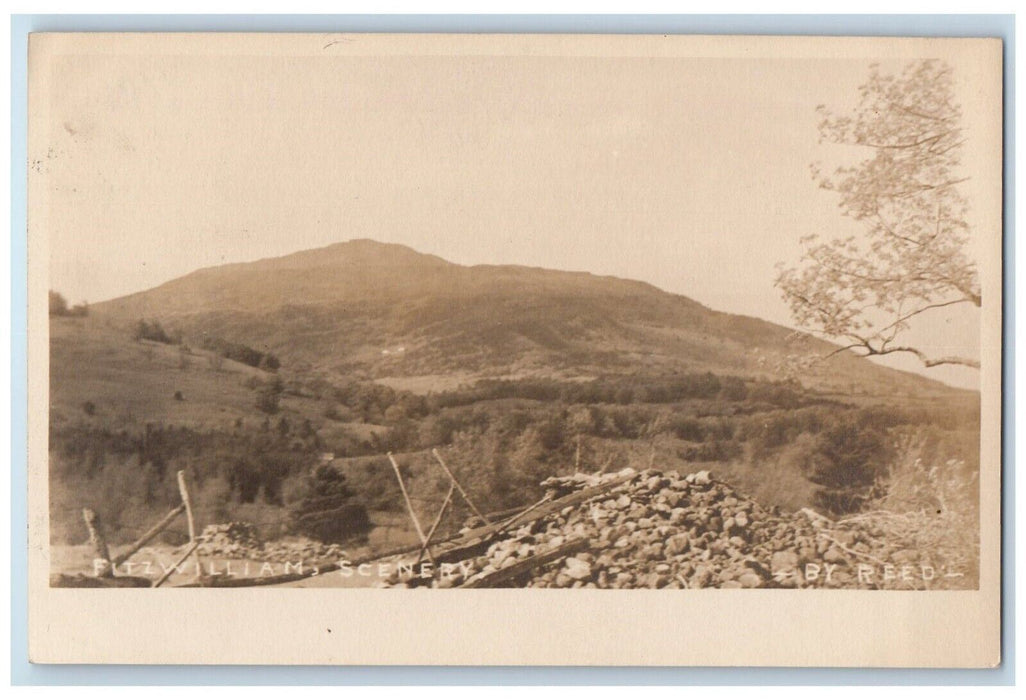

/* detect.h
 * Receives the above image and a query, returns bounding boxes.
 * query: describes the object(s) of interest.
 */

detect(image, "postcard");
[27,32,1003,666]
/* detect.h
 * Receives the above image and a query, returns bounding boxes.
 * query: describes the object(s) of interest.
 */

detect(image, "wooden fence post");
[386,452,429,549]
[176,470,202,577]
[112,503,186,567]
[82,508,113,578]
[152,540,201,588]
[431,449,491,526]
[416,481,455,565]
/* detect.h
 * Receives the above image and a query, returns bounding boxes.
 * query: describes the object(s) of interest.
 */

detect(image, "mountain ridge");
[91,238,962,397]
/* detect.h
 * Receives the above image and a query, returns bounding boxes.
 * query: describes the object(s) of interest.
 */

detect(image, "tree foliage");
[50,290,88,317]
[776,60,980,369]
[49,290,68,316]
[201,335,280,371]
[290,464,371,543]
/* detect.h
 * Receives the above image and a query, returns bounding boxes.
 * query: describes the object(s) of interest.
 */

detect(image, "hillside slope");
[93,238,956,397]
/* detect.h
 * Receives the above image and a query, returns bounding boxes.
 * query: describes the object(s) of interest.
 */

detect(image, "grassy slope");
[51,316,322,432]
[49,313,978,552]
[90,239,960,398]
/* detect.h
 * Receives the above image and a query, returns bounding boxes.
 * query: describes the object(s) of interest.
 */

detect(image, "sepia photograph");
[25,32,1003,666]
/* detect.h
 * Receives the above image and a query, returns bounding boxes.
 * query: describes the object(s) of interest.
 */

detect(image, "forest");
[49,367,979,550]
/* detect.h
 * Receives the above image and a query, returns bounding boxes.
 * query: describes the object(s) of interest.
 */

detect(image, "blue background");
[9,13,1015,685]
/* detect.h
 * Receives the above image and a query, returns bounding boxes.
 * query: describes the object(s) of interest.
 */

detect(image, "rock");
[738,572,763,588]
[371,467,924,591]
[892,549,918,564]
[771,550,800,574]
[639,543,664,561]
[831,571,853,585]
[689,566,714,588]
[665,534,690,556]
[643,572,669,588]
[833,530,857,547]
[564,557,592,581]
[743,559,771,577]
[823,547,847,564]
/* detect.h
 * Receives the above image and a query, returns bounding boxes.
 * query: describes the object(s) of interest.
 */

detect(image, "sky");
[36,37,993,389]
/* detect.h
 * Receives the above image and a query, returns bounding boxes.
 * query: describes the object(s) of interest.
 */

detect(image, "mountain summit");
[93,239,953,395]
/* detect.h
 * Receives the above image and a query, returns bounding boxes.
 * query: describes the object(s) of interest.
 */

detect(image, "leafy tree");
[290,464,371,543]
[809,418,891,514]
[776,60,980,369]
[49,290,68,316]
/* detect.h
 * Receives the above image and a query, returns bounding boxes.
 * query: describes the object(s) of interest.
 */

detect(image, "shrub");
[201,335,281,371]
[133,319,173,344]
[49,291,89,318]
[841,434,980,588]
[290,464,371,543]
[255,388,281,414]
[253,376,284,414]
[809,417,891,514]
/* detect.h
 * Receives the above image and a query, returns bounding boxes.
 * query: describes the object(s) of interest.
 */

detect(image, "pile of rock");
[196,522,345,563]
[387,468,946,590]
[259,538,346,564]
[196,522,263,559]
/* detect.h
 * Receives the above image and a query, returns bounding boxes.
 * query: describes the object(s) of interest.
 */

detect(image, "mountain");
[92,239,958,396]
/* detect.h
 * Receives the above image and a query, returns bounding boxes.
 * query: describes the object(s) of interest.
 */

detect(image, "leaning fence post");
[176,470,202,577]
[112,503,186,567]
[386,452,429,549]
[416,481,455,565]
[82,508,113,578]
[152,540,201,588]
[431,449,492,526]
